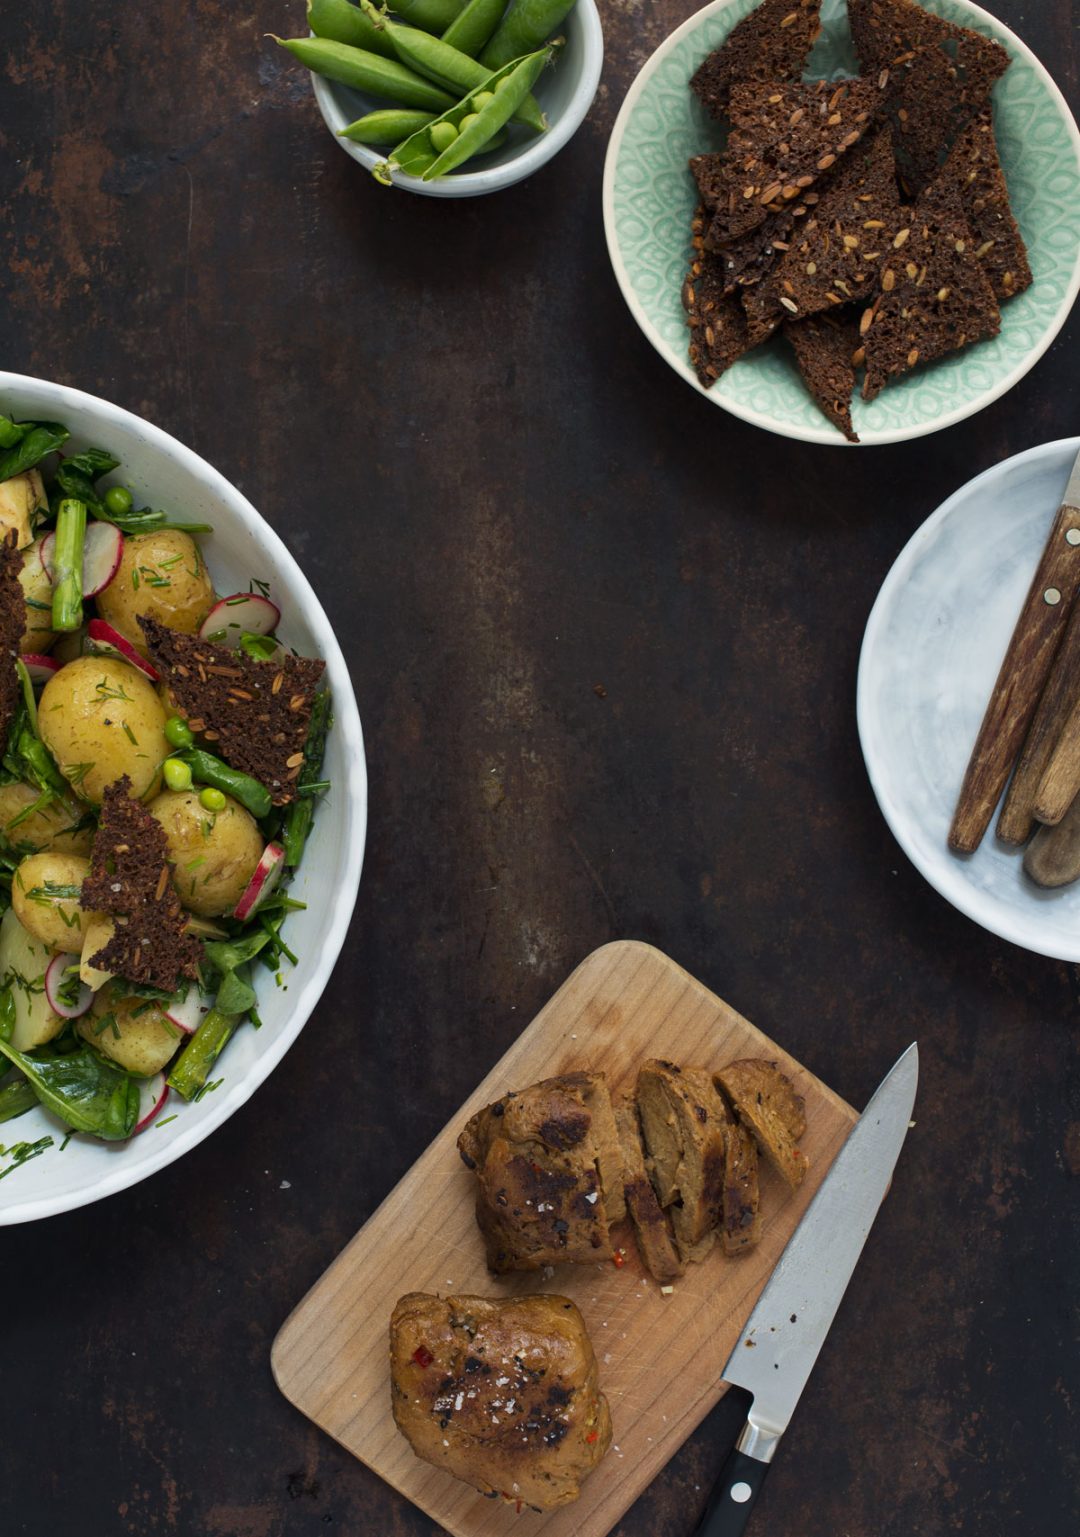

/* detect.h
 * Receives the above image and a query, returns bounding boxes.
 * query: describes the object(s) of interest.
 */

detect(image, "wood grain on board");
[271,942,857,1537]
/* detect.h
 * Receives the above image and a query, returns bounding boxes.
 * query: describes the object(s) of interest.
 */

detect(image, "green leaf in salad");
[0,422,69,480]
[0,1074,36,1125]
[0,1028,139,1141]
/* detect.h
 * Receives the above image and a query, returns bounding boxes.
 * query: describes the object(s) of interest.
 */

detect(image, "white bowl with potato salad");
[0,372,367,1224]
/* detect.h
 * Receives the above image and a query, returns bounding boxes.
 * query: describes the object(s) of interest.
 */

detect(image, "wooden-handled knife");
[949,445,1080,854]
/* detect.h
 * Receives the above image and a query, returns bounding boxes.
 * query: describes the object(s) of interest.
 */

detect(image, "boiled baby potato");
[79,914,116,990]
[78,982,181,1077]
[95,529,214,653]
[0,906,65,1051]
[149,788,262,917]
[11,852,98,953]
[0,468,46,549]
[18,537,56,653]
[38,655,168,805]
[0,782,94,855]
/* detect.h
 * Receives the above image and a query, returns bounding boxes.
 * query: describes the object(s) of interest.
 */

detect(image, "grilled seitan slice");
[390,1292,611,1511]
[721,1118,763,1256]
[636,1059,728,1262]
[615,1100,685,1283]
[690,0,823,122]
[715,1059,809,1191]
[458,1073,625,1274]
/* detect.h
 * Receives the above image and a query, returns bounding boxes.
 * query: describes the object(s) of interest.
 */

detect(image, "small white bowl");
[312,0,603,197]
[0,372,368,1224]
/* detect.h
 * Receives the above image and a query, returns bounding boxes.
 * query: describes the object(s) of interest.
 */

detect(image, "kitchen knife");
[693,1042,919,1537]
[949,443,1080,853]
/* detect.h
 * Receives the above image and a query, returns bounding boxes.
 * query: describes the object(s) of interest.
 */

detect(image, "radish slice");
[85,619,160,682]
[199,593,281,649]
[20,653,61,686]
[44,953,93,1019]
[134,1074,169,1134]
[41,523,123,597]
[165,990,209,1036]
[233,841,286,921]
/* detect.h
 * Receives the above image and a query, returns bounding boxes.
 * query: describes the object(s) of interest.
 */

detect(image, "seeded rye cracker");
[934,108,1031,303]
[784,310,862,441]
[704,76,881,247]
[691,0,822,120]
[683,206,752,385]
[81,776,203,992]
[139,616,325,807]
[860,183,1001,402]
[0,530,22,757]
[849,0,1009,192]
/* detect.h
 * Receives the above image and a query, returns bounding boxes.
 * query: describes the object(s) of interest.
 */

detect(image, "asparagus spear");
[50,497,87,632]
[166,1007,243,1101]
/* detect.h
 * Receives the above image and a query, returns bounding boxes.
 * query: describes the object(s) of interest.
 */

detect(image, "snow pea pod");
[441,0,508,57]
[273,36,457,113]
[358,0,545,133]
[480,0,576,69]
[339,107,436,144]
[307,0,397,58]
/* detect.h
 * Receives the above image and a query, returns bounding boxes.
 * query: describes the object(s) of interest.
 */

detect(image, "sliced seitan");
[636,1059,729,1262]
[690,0,823,121]
[615,1099,685,1284]
[721,1117,763,1256]
[715,1058,809,1191]
[457,1073,625,1274]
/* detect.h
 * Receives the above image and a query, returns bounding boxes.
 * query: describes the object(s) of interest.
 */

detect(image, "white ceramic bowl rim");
[0,371,367,1223]
[314,0,604,196]
[602,0,1080,446]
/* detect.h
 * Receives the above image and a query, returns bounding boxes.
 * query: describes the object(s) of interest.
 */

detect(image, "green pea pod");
[480,0,576,69]
[272,36,457,113]
[358,0,545,133]
[442,0,508,57]
[390,0,465,32]
[307,0,398,57]
[423,46,551,178]
[340,107,436,144]
[383,46,550,180]
[179,749,273,820]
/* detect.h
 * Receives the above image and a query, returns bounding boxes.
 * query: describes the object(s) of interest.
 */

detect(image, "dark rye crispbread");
[683,206,752,385]
[691,0,822,121]
[860,184,1001,401]
[935,108,1031,302]
[139,616,325,807]
[0,530,22,758]
[784,310,862,441]
[81,776,202,992]
[705,76,881,246]
[849,0,1009,191]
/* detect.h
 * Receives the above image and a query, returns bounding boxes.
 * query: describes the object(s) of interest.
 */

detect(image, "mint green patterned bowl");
[602,0,1080,445]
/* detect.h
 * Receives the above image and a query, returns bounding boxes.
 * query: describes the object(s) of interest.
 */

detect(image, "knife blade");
[692,1042,919,1537]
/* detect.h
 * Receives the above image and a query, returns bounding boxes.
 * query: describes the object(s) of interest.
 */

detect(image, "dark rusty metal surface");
[2,1,1079,1533]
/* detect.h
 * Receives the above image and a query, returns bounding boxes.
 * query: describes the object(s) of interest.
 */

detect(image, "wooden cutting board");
[272,942,857,1537]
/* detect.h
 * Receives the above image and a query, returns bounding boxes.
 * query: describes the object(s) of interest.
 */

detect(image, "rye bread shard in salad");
[0,403,331,1150]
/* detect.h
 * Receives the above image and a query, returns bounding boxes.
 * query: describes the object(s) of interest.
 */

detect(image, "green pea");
[199,787,227,813]
[104,485,134,516]
[163,758,194,793]
[472,90,494,109]
[165,716,195,749]
[458,112,480,132]
[429,120,458,152]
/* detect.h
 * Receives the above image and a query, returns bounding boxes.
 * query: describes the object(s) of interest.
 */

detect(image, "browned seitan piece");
[721,1117,763,1256]
[636,1059,729,1262]
[715,1058,809,1191]
[390,1292,611,1511]
[690,0,823,122]
[614,1099,685,1284]
[458,1073,625,1274]
[0,529,22,758]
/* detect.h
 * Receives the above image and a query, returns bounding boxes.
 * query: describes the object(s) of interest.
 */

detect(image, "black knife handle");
[691,1447,770,1537]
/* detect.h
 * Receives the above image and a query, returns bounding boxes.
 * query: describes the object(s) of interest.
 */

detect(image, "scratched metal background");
[2,1,1079,1533]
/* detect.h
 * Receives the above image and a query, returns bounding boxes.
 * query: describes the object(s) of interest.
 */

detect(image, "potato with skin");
[0,783,94,855]
[78,983,181,1077]
[149,788,262,916]
[18,537,57,653]
[0,469,46,549]
[79,914,116,990]
[11,852,99,953]
[0,907,65,1051]
[95,530,214,654]
[38,655,169,805]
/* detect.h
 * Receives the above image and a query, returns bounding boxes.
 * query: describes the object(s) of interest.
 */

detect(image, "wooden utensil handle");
[1033,692,1080,825]
[949,500,1080,854]
[998,587,1080,844]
